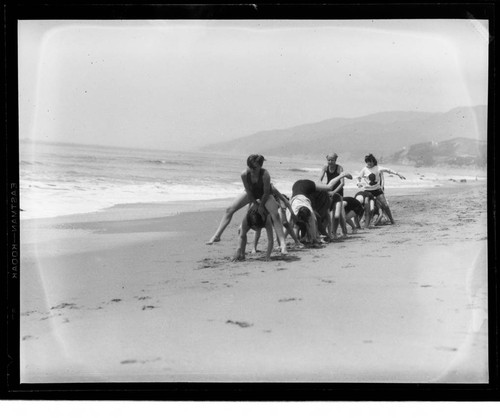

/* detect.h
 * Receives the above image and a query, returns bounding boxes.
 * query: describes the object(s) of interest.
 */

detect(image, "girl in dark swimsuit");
[343,196,364,232]
[319,153,345,196]
[207,154,288,256]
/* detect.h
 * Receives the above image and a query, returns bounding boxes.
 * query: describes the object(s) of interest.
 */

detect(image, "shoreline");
[19,174,486,224]
[19,160,487,222]
[20,181,488,383]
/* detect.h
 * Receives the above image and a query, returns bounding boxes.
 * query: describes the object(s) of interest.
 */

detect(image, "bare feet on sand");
[231,248,245,262]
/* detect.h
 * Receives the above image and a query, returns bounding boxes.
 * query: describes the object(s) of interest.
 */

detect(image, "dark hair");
[354,205,365,218]
[247,154,265,168]
[296,206,311,239]
[364,153,378,166]
[246,204,267,230]
[297,206,311,223]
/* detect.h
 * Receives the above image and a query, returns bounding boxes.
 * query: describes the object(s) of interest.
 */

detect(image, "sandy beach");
[20,176,488,384]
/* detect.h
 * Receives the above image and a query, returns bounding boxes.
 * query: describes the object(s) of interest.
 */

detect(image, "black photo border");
[2,0,498,401]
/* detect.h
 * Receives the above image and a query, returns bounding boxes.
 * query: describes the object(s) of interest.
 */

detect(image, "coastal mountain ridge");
[201,106,487,165]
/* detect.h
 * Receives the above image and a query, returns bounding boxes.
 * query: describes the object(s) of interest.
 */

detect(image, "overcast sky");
[18,19,489,151]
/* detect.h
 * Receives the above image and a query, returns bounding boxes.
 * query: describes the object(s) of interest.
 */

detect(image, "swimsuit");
[287,195,318,243]
[357,166,390,196]
[331,192,342,205]
[329,192,343,211]
[325,165,344,196]
[355,190,375,201]
[292,179,316,197]
[246,170,265,199]
[344,196,364,217]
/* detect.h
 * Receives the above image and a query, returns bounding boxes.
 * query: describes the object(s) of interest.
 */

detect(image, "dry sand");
[20,178,488,383]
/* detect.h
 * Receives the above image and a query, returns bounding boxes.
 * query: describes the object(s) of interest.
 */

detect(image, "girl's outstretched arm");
[380,167,406,180]
[272,185,297,223]
[315,172,352,192]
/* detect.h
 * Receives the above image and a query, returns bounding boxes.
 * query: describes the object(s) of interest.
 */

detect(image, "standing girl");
[319,153,345,196]
[356,154,405,225]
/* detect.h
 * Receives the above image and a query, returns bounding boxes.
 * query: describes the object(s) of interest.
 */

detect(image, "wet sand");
[20,180,488,383]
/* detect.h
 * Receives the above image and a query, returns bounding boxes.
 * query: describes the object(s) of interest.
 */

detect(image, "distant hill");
[387,137,487,167]
[201,106,487,163]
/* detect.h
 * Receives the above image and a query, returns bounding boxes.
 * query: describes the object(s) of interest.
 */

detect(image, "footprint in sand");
[279,297,303,302]
[22,335,38,341]
[51,303,78,310]
[41,313,62,321]
[435,346,458,352]
[198,258,224,269]
[120,357,162,365]
[226,320,253,328]
[21,310,40,317]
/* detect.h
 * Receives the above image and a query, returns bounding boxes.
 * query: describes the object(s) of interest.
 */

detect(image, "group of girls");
[206,152,405,261]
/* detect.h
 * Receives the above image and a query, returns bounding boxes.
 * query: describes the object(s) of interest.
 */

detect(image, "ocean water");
[19,140,485,220]
[19,141,321,219]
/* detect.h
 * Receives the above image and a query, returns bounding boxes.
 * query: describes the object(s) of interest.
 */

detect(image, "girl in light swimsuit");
[356,154,405,225]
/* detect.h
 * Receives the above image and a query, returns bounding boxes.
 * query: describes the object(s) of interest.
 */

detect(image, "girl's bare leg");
[364,200,372,228]
[206,192,249,244]
[346,217,357,233]
[327,211,334,240]
[252,229,261,253]
[377,194,395,224]
[265,198,288,254]
[332,202,342,239]
[332,200,347,238]
[339,204,348,237]
[286,225,303,247]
